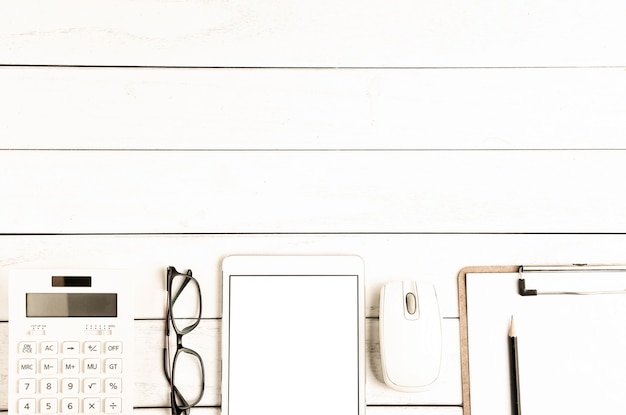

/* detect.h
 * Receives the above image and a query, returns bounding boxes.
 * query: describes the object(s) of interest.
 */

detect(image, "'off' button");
[106,342,123,354]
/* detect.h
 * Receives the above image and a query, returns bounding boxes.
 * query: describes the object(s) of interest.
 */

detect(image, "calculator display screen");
[26,293,118,317]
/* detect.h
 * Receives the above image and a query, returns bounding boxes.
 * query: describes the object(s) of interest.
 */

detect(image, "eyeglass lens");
[169,271,201,333]
[172,348,205,407]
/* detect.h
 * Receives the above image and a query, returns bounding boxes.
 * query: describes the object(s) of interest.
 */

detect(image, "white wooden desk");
[1,1,626,413]
[4,235,626,414]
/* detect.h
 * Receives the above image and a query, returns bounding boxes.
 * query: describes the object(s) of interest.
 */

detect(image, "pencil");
[509,316,521,415]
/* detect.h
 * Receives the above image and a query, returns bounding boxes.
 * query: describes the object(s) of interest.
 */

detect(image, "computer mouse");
[379,280,442,392]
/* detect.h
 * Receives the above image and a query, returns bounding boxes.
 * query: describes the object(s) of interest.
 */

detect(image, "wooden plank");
[2,150,626,234]
[0,319,462,410]
[136,409,462,415]
[0,235,463,320]
[3,234,626,321]
[367,408,462,415]
[1,0,625,67]
[0,407,461,414]
[66,407,461,414]
[2,67,626,150]
[132,409,463,415]
[132,409,219,415]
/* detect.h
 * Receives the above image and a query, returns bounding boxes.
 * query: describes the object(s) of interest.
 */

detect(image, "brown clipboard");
[458,264,626,415]
[457,265,521,415]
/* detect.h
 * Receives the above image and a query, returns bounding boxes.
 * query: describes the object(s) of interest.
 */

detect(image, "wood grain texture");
[1,0,625,67]
[2,67,626,150]
[2,2,622,414]
[3,235,626,321]
[0,319,461,411]
[367,408,462,415]
[3,150,626,234]
[45,407,462,414]
[108,410,461,415]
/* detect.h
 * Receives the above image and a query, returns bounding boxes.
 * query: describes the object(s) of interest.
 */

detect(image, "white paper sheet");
[466,271,626,415]
[517,295,626,414]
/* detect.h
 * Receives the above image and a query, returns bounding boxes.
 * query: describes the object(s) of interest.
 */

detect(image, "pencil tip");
[509,315,516,337]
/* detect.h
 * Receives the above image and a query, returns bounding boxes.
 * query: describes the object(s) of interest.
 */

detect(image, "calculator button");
[84,378,101,393]
[84,342,101,354]
[18,398,36,414]
[105,359,122,374]
[105,341,123,354]
[40,398,58,414]
[19,342,36,355]
[62,378,79,394]
[18,379,36,394]
[40,358,59,374]
[13,338,128,414]
[40,378,58,394]
[84,358,101,374]
[61,398,79,413]
[105,378,122,394]
[41,341,59,354]
[18,359,37,375]
[104,398,122,414]
[62,359,80,374]
[63,341,80,354]
[84,398,101,414]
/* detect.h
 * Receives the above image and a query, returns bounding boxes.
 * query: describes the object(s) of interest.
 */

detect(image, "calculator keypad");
[16,341,124,414]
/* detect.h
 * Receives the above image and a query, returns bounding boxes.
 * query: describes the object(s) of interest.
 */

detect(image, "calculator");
[8,269,134,414]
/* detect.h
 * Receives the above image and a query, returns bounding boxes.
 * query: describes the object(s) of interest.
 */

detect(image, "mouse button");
[417,282,439,317]
[405,292,417,315]
[380,282,403,320]
[402,280,420,320]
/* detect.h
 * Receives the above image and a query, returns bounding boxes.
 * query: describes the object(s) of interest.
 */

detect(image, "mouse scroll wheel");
[405,292,417,315]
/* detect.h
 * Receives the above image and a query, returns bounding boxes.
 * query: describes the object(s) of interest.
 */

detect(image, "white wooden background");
[2,1,626,414]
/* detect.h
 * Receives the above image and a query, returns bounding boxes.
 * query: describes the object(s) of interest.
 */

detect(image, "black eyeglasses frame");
[163,266,205,415]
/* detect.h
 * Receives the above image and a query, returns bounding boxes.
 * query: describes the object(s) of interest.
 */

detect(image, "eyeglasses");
[163,266,205,415]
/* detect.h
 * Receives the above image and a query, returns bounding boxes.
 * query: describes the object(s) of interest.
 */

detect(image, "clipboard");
[459,265,626,415]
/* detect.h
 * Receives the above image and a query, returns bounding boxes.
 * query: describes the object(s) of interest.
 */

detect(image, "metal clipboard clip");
[518,265,626,296]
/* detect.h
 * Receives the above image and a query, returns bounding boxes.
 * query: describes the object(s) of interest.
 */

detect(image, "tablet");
[221,255,365,415]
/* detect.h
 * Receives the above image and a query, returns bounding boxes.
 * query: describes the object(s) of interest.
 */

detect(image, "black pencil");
[509,316,521,415]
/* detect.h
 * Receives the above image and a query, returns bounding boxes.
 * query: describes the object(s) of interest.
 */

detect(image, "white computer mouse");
[379,280,442,392]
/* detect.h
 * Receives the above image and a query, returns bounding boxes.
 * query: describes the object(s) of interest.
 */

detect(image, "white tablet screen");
[222,256,364,415]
